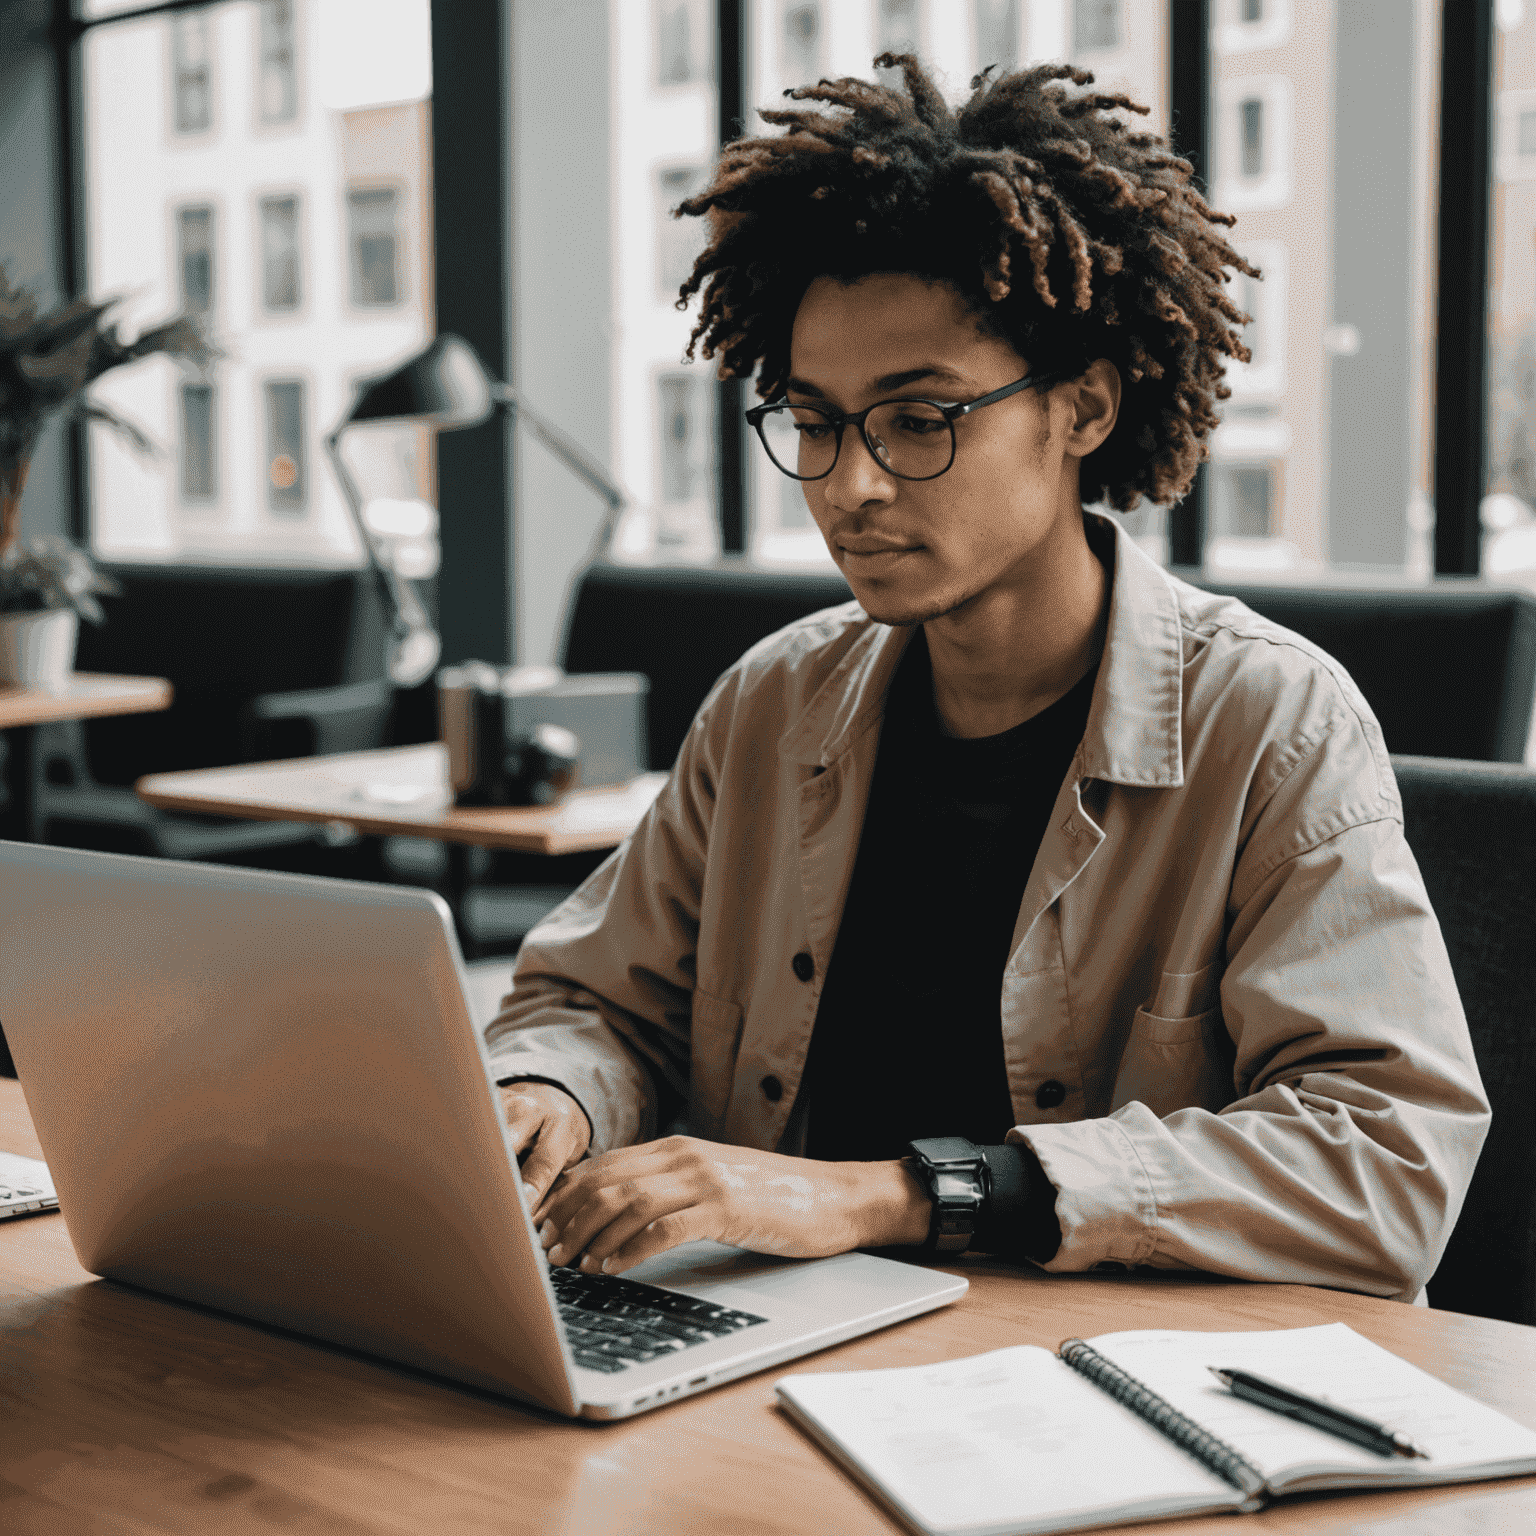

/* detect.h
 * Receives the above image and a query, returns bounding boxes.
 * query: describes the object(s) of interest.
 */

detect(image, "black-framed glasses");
[745,370,1067,483]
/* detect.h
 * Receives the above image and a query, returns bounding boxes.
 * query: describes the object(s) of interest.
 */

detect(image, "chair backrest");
[561,560,852,770]
[1394,755,1536,1325]
[74,566,388,783]
[1188,578,1536,763]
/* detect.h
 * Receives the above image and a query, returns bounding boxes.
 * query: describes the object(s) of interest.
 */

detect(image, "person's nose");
[820,425,898,515]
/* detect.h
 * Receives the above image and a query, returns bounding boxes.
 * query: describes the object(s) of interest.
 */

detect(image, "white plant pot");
[0,609,79,692]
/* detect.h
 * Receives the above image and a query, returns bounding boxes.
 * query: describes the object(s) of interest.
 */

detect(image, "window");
[257,0,298,125]
[781,2,822,84]
[171,13,212,133]
[259,194,301,310]
[656,371,716,550]
[1240,97,1264,177]
[1211,463,1275,538]
[973,0,1019,74]
[1217,0,1290,55]
[1243,0,1263,19]
[179,383,216,502]
[656,0,711,86]
[1215,77,1292,212]
[348,186,400,306]
[1223,240,1288,402]
[264,380,307,516]
[1074,0,1121,53]
[176,205,214,315]
[656,165,707,300]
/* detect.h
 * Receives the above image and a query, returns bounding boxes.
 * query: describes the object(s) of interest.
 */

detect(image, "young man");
[487,57,1488,1299]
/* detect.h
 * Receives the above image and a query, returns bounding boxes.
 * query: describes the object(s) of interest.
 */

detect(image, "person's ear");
[1061,359,1121,459]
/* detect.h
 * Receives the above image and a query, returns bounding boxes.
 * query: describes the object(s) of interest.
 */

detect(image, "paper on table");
[778,1345,1241,1536]
[1088,1323,1536,1491]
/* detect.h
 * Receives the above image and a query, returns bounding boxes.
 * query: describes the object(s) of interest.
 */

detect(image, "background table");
[2,1080,1533,1535]
[0,672,171,842]
[137,742,666,857]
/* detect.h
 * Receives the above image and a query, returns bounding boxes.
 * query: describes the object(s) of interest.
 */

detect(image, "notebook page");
[777,1345,1242,1536]
[1087,1323,1536,1493]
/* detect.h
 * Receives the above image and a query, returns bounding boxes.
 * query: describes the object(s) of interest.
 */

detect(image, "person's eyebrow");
[785,365,971,400]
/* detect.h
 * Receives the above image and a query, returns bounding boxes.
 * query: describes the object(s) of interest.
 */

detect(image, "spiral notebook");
[775,1323,1536,1536]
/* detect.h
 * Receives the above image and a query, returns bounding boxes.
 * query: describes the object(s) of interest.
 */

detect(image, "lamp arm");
[324,431,440,686]
[491,384,627,513]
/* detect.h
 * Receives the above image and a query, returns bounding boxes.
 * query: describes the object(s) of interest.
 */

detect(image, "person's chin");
[839,548,958,626]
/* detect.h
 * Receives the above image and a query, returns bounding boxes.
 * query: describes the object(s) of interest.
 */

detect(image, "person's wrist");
[844,1157,933,1248]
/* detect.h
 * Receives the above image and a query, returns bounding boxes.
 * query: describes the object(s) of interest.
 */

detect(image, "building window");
[657,372,714,505]
[259,195,301,311]
[171,14,212,134]
[656,165,707,299]
[180,383,216,502]
[264,380,307,516]
[1240,98,1265,177]
[176,205,214,316]
[656,0,711,86]
[1243,0,1263,19]
[1218,0,1291,54]
[876,0,922,55]
[973,0,1019,74]
[257,0,298,125]
[348,187,400,306]
[1211,463,1274,538]
[781,2,822,84]
[1073,0,1121,51]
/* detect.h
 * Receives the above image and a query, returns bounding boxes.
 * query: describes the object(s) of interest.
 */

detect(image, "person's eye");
[794,419,833,440]
[893,412,948,435]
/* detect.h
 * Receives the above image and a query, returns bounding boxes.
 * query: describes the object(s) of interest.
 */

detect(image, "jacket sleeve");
[482,693,723,1153]
[1017,729,1491,1301]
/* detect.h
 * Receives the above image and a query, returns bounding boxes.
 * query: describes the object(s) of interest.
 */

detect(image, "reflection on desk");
[137,743,667,855]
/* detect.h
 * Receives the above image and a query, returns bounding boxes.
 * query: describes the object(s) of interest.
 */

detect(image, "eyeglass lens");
[756,401,955,481]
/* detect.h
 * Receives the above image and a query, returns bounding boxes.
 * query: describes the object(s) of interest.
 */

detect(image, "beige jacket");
[487,516,1490,1301]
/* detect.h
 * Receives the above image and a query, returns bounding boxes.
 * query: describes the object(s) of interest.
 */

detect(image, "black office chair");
[1394,755,1536,1326]
[31,565,394,865]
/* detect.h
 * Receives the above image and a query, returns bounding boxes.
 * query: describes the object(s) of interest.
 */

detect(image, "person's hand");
[500,1081,592,1207]
[533,1135,930,1276]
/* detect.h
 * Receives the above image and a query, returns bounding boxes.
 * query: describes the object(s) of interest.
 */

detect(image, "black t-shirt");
[803,628,1099,1164]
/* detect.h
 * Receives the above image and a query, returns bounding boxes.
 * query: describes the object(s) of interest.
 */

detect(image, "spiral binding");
[1058,1339,1271,1512]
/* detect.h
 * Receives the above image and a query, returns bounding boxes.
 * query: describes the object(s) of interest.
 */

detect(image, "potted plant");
[0,266,215,689]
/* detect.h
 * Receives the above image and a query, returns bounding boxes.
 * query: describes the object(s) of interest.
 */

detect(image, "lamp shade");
[345,334,496,430]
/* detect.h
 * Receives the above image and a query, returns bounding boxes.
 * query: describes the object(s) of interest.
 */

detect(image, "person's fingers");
[596,1208,710,1275]
[536,1144,672,1232]
[520,1116,586,1208]
[547,1176,695,1269]
[499,1090,548,1157]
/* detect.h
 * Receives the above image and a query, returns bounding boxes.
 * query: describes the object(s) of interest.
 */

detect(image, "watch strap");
[906,1136,990,1255]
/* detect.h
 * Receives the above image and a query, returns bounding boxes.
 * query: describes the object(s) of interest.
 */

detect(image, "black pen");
[1207,1368,1431,1460]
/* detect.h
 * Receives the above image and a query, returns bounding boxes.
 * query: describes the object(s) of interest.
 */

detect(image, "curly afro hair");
[675,54,1257,511]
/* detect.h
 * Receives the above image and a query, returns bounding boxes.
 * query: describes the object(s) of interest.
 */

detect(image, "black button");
[1035,1079,1066,1109]
[791,952,815,982]
[760,1075,783,1102]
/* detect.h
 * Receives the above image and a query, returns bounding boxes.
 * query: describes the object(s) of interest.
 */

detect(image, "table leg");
[0,724,40,844]
[445,841,479,962]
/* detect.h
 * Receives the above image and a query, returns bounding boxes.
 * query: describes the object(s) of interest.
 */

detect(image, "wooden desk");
[0,672,172,842]
[137,742,667,857]
[2,1081,1534,1535]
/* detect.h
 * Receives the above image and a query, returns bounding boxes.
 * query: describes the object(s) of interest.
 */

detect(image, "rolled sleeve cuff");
[484,1017,655,1153]
[1009,1115,1159,1271]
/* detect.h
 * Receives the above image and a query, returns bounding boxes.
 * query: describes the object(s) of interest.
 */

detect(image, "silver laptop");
[0,841,965,1419]
[0,1150,57,1218]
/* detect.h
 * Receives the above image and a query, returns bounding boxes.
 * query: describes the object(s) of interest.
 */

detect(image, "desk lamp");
[324,334,627,687]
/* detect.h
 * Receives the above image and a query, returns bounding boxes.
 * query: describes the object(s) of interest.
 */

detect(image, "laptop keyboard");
[548,1264,769,1374]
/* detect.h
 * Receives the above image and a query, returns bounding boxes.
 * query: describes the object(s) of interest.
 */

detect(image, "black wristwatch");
[905,1137,991,1255]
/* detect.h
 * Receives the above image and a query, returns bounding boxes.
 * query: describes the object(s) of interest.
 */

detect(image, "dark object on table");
[1207,1367,1428,1459]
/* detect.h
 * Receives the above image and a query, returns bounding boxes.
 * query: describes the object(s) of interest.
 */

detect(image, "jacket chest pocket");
[1110,962,1231,1119]
[1110,1004,1234,1119]
[690,987,745,1130]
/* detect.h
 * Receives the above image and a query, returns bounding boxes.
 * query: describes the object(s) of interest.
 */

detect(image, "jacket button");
[761,1074,784,1102]
[1035,1079,1066,1109]
[791,952,815,982]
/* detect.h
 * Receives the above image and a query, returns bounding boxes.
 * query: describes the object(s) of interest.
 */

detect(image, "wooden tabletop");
[2,1080,1534,1535]
[136,743,668,855]
[0,672,171,729]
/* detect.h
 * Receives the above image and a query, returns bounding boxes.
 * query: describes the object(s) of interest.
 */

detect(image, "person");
[486,55,1488,1301]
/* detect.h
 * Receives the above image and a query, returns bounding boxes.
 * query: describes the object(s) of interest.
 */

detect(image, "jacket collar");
[778,512,1185,788]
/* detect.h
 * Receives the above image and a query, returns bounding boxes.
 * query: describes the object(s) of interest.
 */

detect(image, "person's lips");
[838,538,922,562]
